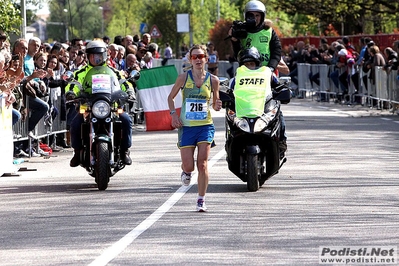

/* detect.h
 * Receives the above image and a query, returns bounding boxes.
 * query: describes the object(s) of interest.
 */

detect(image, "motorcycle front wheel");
[246,154,260,192]
[95,142,110,190]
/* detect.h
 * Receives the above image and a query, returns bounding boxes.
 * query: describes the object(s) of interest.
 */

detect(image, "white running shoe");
[181,172,192,186]
[196,199,207,212]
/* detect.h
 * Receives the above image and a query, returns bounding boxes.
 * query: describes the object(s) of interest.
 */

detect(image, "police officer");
[66,40,134,167]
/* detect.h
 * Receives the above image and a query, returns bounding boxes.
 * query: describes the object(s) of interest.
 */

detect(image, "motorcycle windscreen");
[233,66,271,118]
[83,66,122,94]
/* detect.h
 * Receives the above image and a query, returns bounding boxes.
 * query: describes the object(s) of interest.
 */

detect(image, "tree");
[0,0,22,34]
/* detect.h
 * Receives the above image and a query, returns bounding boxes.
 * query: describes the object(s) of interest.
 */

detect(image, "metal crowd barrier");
[295,63,399,111]
[12,87,67,149]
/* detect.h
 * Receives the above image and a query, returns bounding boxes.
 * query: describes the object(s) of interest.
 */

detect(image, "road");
[1,98,398,266]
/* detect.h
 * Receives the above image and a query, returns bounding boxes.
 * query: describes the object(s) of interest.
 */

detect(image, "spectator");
[14,38,49,140]
[133,34,141,47]
[136,43,147,62]
[162,42,172,66]
[0,49,23,126]
[123,35,134,48]
[288,41,306,87]
[71,50,86,71]
[148,43,160,59]
[393,40,399,54]
[113,35,123,46]
[67,45,79,70]
[206,42,219,75]
[180,43,189,59]
[124,54,141,76]
[107,43,118,68]
[366,45,386,85]
[70,38,84,51]
[140,51,153,69]
[102,36,110,45]
[383,47,398,72]
[115,45,126,70]
[139,33,151,48]
[126,44,138,56]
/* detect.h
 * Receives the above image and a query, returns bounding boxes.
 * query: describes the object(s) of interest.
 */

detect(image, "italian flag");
[136,65,181,131]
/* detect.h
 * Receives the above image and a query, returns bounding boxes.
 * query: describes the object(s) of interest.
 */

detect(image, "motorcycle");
[219,75,291,192]
[65,66,139,190]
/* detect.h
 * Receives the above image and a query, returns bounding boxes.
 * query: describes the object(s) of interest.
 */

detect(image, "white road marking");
[88,149,226,266]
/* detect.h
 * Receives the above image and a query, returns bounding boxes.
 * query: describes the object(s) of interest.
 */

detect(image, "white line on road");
[88,149,226,266]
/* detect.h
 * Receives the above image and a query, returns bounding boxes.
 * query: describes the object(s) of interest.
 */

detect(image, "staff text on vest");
[238,78,265,86]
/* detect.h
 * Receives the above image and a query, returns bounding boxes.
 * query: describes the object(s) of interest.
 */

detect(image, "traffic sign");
[150,24,162,38]
[140,23,148,34]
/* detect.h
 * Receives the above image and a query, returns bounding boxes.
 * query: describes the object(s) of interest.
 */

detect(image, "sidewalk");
[292,95,397,118]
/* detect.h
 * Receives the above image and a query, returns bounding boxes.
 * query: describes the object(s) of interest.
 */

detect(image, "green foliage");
[0,0,22,34]
[107,0,144,37]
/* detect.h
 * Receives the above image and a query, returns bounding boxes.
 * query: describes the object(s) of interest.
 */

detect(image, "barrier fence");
[295,63,399,109]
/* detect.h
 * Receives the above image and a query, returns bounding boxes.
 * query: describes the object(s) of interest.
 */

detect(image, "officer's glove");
[65,91,76,101]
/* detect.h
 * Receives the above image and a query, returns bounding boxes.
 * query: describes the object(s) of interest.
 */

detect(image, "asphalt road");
[1,98,398,266]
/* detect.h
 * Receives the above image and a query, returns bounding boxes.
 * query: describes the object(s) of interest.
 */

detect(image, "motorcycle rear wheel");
[95,142,110,190]
[246,154,260,192]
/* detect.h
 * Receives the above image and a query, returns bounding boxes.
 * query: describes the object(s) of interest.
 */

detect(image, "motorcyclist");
[230,47,287,159]
[66,40,134,167]
[228,0,286,157]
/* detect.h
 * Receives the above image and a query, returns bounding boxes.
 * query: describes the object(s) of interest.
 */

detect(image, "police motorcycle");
[65,66,133,190]
[220,48,291,192]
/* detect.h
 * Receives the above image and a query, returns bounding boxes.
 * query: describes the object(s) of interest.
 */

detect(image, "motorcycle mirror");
[273,88,291,104]
[129,70,141,82]
[218,76,230,92]
[220,90,232,102]
[62,71,74,81]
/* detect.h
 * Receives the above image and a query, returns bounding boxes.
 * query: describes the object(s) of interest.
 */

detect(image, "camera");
[231,13,257,39]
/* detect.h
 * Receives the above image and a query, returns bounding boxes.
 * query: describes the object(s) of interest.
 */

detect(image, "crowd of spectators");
[285,36,399,102]
[0,31,173,158]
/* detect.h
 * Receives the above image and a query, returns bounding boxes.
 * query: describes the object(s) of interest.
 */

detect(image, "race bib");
[92,74,112,94]
[185,98,208,120]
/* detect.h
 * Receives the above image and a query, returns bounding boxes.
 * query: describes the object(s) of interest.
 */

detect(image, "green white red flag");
[136,65,181,131]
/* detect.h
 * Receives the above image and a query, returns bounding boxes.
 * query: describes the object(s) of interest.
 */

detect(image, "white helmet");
[86,40,107,65]
[244,0,266,22]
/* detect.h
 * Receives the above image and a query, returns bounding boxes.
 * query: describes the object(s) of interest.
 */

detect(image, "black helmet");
[237,47,261,66]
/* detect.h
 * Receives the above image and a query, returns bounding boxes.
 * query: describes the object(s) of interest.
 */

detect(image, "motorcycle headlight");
[253,100,278,132]
[234,117,250,133]
[92,100,110,119]
[254,118,267,132]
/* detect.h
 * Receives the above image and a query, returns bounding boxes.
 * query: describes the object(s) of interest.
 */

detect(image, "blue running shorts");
[178,124,215,148]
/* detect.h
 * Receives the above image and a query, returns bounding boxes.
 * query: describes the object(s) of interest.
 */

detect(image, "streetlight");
[99,6,104,37]
[63,9,69,41]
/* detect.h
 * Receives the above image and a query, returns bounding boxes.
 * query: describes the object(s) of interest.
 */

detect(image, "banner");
[136,65,181,131]
[0,95,17,175]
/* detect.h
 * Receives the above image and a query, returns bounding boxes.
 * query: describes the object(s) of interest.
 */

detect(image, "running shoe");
[181,171,192,186]
[196,199,207,212]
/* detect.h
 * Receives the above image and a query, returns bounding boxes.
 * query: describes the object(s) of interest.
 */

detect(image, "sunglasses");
[191,54,206,60]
